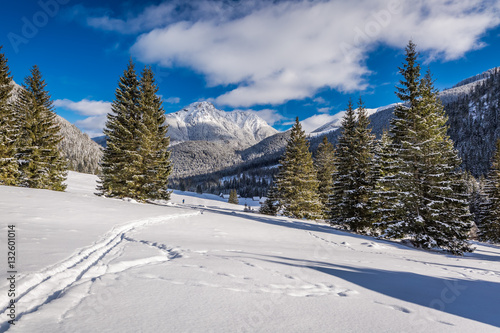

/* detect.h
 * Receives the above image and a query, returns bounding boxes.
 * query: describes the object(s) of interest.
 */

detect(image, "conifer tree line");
[475,139,500,243]
[97,60,172,202]
[262,41,477,254]
[0,46,171,200]
[0,46,67,191]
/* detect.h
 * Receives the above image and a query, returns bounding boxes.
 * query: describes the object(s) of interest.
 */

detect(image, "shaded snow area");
[1,172,500,332]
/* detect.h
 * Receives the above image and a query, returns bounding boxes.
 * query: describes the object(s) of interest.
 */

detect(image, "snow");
[164,101,278,146]
[1,171,500,332]
[310,103,398,135]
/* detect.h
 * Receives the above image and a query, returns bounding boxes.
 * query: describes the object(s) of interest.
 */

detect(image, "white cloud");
[300,113,341,133]
[313,97,327,105]
[75,116,108,138]
[106,0,499,107]
[55,98,112,137]
[164,96,180,104]
[238,108,288,126]
[85,0,272,34]
[54,99,111,116]
[317,107,332,114]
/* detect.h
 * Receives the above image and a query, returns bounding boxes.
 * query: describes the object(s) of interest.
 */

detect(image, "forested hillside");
[173,68,500,196]
[446,68,500,176]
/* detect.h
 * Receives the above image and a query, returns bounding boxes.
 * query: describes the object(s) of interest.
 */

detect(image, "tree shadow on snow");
[192,204,500,262]
[252,254,500,328]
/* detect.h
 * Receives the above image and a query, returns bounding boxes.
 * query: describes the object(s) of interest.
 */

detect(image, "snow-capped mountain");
[165,101,278,147]
[55,115,103,174]
[439,67,499,105]
[310,104,397,135]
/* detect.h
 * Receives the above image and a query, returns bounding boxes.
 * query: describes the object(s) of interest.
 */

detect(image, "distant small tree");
[179,180,186,192]
[260,182,278,216]
[196,184,203,194]
[228,189,239,204]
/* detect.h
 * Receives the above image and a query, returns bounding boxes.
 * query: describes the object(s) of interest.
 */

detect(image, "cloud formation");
[90,0,500,108]
[54,99,111,116]
[164,96,181,104]
[239,108,289,126]
[55,99,112,137]
[75,116,108,138]
[300,113,341,133]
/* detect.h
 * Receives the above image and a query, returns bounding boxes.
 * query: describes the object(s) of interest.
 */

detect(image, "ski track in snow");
[0,212,199,332]
[2,196,499,331]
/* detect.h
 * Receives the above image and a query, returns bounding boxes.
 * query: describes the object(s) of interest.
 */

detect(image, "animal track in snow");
[374,301,412,314]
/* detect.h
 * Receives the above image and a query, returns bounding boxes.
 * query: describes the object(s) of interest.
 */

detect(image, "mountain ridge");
[164,101,278,147]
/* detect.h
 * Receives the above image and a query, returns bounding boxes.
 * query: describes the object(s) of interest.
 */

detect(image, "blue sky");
[2,0,500,137]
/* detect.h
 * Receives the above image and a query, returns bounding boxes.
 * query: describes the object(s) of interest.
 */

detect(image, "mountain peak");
[165,101,278,147]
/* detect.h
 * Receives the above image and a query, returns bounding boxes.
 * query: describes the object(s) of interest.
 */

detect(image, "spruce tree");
[15,65,67,191]
[354,98,377,229]
[0,46,19,186]
[260,181,279,216]
[275,117,322,219]
[98,60,142,198]
[228,189,239,204]
[136,66,172,201]
[98,62,172,201]
[373,131,404,235]
[382,40,423,236]
[478,139,500,243]
[417,71,472,253]
[329,100,357,225]
[314,136,335,216]
[379,41,472,254]
[328,99,375,232]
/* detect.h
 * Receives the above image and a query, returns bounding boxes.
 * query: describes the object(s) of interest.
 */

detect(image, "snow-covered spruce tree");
[135,66,172,201]
[471,175,487,236]
[260,181,278,215]
[417,71,472,253]
[354,98,377,230]
[98,60,142,199]
[380,40,423,237]
[15,65,67,191]
[228,189,239,204]
[373,131,404,235]
[464,171,481,233]
[379,41,472,254]
[478,139,500,243]
[275,117,322,219]
[329,100,357,225]
[328,99,375,232]
[0,46,19,186]
[314,136,335,216]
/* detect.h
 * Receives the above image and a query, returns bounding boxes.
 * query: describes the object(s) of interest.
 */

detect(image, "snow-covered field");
[1,172,500,332]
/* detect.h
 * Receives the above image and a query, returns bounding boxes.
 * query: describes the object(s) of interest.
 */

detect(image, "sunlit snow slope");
[1,172,499,332]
